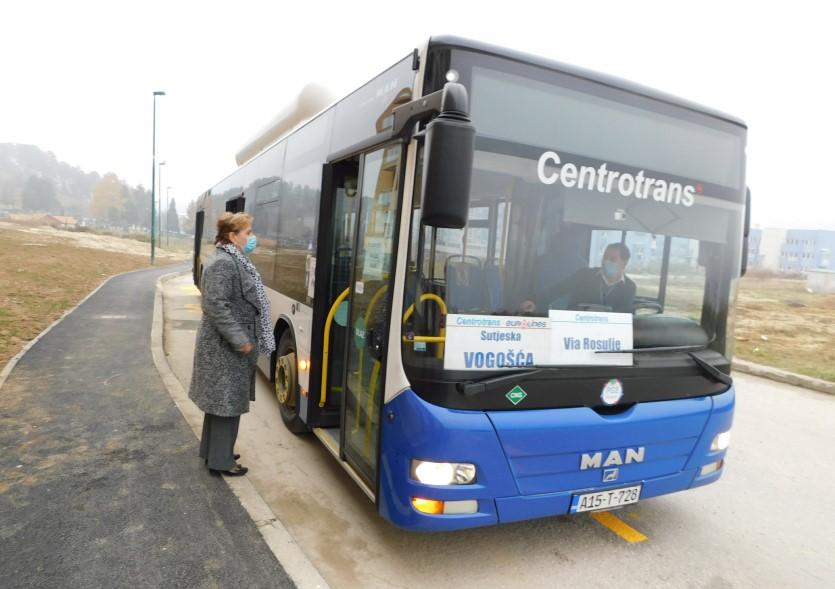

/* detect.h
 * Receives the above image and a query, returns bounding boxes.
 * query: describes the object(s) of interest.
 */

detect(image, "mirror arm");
[390,88,445,139]
[390,81,471,140]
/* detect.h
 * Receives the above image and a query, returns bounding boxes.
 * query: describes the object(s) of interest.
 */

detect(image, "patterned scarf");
[220,243,276,354]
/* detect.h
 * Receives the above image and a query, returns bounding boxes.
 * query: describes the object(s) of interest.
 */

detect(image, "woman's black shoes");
[210,463,248,477]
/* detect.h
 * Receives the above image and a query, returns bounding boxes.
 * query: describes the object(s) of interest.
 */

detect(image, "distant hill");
[0,143,152,228]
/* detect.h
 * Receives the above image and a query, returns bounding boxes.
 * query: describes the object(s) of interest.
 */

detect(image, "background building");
[748,228,835,273]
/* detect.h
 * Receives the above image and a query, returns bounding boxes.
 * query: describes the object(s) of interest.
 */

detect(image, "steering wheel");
[632,300,663,315]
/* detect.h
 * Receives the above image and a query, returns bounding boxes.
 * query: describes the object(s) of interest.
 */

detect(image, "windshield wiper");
[458,343,731,396]
[457,367,550,396]
[594,343,709,354]
[596,343,732,386]
[687,351,733,386]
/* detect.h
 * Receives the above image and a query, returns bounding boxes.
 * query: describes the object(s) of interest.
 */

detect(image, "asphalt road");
[0,265,294,589]
[163,272,835,589]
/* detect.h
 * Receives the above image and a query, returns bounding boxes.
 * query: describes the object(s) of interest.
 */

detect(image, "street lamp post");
[166,186,172,247]
[150,90,166,264]
[158,161,167,248]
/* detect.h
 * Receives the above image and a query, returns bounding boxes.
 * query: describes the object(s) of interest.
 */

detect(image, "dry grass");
[0,224,184,368]
[735,276,835,381]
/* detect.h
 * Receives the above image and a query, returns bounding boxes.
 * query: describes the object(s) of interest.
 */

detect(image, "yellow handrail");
[402,293,448,358]
[364,359,382,457]
[402,293,447,323]
[356,284,389,430]
[320,287,351,408]
[406,336,446,343]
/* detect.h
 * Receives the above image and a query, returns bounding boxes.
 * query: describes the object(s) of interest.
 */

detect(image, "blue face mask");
[602,260,620,279]
[244,235,257,254]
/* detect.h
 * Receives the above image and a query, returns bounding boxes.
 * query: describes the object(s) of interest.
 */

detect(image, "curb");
[733,358,835,396]
[0,264,171,393]
[151,271,330,589]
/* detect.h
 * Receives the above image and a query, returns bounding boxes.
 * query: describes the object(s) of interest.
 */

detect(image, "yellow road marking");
[590,511,649,543]
[177,285,200,293]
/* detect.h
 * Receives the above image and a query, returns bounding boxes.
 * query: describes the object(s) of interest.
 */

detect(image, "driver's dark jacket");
[541,267,636,313]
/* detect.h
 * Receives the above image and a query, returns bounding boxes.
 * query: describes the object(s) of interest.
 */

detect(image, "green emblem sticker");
[506,385,527,406]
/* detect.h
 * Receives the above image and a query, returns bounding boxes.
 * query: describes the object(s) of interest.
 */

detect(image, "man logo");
[580,447,645,470]
[602,468,619,482]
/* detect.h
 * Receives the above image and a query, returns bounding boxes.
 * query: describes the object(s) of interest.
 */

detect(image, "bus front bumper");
[378,387,734,532]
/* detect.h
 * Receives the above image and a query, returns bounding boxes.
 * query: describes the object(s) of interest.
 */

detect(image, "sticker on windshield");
[506,385,528,406]
[537,150,698,208]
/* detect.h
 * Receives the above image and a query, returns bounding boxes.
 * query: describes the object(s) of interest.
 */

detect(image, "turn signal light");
[411,497,444,515]
[700,459,724,476]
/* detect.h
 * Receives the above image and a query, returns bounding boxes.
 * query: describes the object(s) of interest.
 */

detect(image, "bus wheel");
[275,331,307,434]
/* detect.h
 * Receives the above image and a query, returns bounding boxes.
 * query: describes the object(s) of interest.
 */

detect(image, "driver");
[521,242,636,313]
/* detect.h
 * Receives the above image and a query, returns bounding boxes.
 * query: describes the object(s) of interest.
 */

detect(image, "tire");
[275,330,307,434]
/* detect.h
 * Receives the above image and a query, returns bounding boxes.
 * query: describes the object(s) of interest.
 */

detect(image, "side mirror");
[741,188,751,276]
[419,83,476,229]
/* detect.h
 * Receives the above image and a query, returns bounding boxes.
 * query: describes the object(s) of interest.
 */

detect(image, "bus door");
[322,144,403,489]
[320,157,361,420]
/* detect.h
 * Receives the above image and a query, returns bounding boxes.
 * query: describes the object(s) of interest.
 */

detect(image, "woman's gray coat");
[189,247,261,417]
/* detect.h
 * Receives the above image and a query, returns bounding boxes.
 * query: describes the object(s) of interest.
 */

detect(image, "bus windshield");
[402,50,746,387]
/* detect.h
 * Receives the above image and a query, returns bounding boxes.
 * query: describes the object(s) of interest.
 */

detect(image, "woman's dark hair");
[215,212,253,245]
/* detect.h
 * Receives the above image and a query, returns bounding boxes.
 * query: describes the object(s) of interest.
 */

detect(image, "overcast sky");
[1,0,833,229]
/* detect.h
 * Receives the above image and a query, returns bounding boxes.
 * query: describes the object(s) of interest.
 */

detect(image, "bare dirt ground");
[0,222,187,367]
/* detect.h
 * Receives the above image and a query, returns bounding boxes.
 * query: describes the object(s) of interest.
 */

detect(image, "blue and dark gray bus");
[193,36,748,531]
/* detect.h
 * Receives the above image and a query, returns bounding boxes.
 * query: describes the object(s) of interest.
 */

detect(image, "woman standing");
[189,212,276,476]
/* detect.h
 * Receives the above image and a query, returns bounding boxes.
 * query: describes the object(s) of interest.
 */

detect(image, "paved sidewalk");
[0,265,294,589]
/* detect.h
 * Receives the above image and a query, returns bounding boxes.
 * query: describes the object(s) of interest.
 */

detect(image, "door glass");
[324,159,360,409]
[342,145,402,486]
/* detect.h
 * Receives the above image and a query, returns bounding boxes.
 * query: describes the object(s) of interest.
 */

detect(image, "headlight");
[710,430,731,452]
[411,460,476,485]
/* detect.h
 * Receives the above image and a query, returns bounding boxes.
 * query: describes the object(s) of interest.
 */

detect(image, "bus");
[193,36,748,531]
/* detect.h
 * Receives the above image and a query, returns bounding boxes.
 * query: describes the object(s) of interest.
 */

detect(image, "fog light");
[442,500,477,514]
[701,459,724,476]
[710,430,731,452]
[411,460,476,485]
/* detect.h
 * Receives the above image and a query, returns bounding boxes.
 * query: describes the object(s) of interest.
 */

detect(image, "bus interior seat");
[532,224,588,309]
[445,255,485,313]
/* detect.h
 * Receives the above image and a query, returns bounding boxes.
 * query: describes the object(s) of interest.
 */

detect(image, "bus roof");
[428,35,747,129]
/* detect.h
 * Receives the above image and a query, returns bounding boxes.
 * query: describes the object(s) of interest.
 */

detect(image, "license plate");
[570,484,642,513]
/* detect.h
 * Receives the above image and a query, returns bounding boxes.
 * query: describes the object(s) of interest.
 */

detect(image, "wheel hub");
[275,352,296,407]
